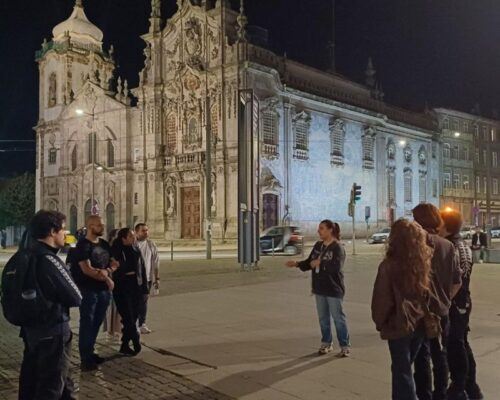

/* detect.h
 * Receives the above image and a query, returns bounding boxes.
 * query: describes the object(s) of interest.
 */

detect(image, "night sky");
[1,0,500,175]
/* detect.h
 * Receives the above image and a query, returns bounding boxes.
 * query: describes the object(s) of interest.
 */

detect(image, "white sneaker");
[140,324,152,334]
[318,343,333,355]
[337,347,351,358]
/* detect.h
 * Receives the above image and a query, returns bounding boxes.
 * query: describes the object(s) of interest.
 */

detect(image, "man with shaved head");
[72,215,118,371]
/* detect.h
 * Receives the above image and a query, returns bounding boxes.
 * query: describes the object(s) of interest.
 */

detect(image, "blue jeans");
[388,330,425,400]
[78,290,111,364]
[314,295,350,348]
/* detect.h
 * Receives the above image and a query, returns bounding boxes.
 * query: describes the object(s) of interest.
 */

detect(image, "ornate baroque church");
[35,0,440,240]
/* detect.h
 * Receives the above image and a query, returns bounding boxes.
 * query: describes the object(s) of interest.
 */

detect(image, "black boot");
[119,342,135,356]
[132,337,142,355]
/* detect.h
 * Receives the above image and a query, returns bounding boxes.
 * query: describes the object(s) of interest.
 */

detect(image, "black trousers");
[113,288,141,344]
[448,304,478,393]
[414,315,450,400]
[138,281,152,326]
[19,330,76,400]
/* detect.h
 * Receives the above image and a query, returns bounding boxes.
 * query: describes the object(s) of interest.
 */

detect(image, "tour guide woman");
[286,219,351,357]
[111,228,148,355]
[371,219,433,400]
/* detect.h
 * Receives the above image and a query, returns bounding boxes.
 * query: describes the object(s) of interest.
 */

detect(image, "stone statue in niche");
[387,140,396,160]
[165,178,176,216]
[404,145,412,163]
[184,18,202,66]
[107,182,115,201]
[48,73,57,107]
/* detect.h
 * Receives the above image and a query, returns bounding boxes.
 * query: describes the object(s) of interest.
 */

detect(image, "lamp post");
[76,107,98,215]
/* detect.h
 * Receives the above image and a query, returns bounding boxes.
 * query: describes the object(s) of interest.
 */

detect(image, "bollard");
[170,240,174,261]
[271,237,275,257]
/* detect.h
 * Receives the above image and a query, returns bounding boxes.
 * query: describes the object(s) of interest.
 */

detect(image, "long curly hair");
[385,219,433,297]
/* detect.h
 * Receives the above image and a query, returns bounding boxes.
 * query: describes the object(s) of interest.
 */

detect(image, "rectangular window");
[483,150,487,165]
[419,175,426,203]
[443,173,451,188]
[295,121,308,151]
[443,144,451,158]
[462,146,469,161]
[463,175,469,190]
[453,119,459,131]
[453,174,460,189]
[484,177,488,194]
[432,179,438,197]
[262,112,277,145]
[475,149,480,164]
[483,126,487,141]
[492,129,496,142]
[388,172,396,204]
[463,121,468,133]
[48,148,57,165]
[133,148,140,163]
[493,152,498,167]
[134,193,138,205]
[474,125,479,138]
[443,119,449,129]
[494,179,499,195]
[452,145,459,159]
[404,173,412,203]
[476,176,481,193]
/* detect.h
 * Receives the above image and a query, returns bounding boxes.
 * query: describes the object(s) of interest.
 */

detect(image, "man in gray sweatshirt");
[135,223,160,334]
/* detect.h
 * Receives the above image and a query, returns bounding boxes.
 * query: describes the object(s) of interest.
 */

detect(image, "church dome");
[52,0,103,45]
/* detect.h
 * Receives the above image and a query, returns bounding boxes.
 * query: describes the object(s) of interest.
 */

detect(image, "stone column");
[376,133,387,224]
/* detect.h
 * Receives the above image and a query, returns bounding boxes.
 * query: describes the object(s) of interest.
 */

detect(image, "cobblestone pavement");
[0,318,232,400]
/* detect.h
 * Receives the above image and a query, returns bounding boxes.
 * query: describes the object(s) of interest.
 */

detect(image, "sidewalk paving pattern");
[0,317,232,400]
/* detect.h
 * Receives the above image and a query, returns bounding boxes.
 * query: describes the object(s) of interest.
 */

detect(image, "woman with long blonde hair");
[372,219,433,400]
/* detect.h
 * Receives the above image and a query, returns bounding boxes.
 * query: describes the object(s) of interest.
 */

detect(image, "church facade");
[35,0,440,240]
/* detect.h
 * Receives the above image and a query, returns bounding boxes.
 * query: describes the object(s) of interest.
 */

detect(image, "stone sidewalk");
[0,317,232,400]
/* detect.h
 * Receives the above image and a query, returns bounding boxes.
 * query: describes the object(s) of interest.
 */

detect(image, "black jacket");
[447,234,473,310]
[297,241,346,298]
[472,232,487,248]
[111,244,149,295]
[23,241,82,345]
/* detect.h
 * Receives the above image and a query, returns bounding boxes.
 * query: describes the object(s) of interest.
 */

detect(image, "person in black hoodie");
[440,210,484,400]
[286,219,351,357]
[18,210,82,400]
[111,228,148,355]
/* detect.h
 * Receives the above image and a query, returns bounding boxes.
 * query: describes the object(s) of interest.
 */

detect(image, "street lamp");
[454,132,461,137]
[398,139,406,147]
[75,108,98,215]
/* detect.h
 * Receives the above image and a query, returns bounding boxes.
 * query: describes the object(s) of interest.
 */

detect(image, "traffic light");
[353,183,362,203]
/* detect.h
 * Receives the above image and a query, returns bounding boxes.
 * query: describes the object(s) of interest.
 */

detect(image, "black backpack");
[1,250,52,327]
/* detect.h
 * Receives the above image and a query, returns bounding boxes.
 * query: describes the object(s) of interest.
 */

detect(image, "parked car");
[368,228,391,244]
[490,227,500,238]
[459,226,475,240]
[260,226,303,255]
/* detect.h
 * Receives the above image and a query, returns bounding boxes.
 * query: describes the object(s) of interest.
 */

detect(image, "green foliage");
[0,173,35,228]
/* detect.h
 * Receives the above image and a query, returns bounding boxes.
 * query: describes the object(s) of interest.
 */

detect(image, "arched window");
[106,203,115,234]
[71,145,77,171]
[187,118,199,145]
[48,73,57,108]
[166,114,177,155]
[107,140,115,168]
[69,205,78,234]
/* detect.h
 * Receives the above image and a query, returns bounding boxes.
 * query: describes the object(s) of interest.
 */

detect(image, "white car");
[459,227,475,240]
[368,228,391,244]
[491,227,500,238]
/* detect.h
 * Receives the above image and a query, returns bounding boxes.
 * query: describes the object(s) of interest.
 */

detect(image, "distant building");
[35,0,440,239]
[434,108,500,227]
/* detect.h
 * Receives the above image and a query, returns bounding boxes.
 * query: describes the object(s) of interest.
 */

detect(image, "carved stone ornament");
[418,145,427,165]
[210,173,217,215]
[181,171,200,184]
[260,167,282,192]
[404,145,412,163]
[387,139,396,160]
[183,69,201,92]
[184,17,202,66]
[107,181,115,201]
